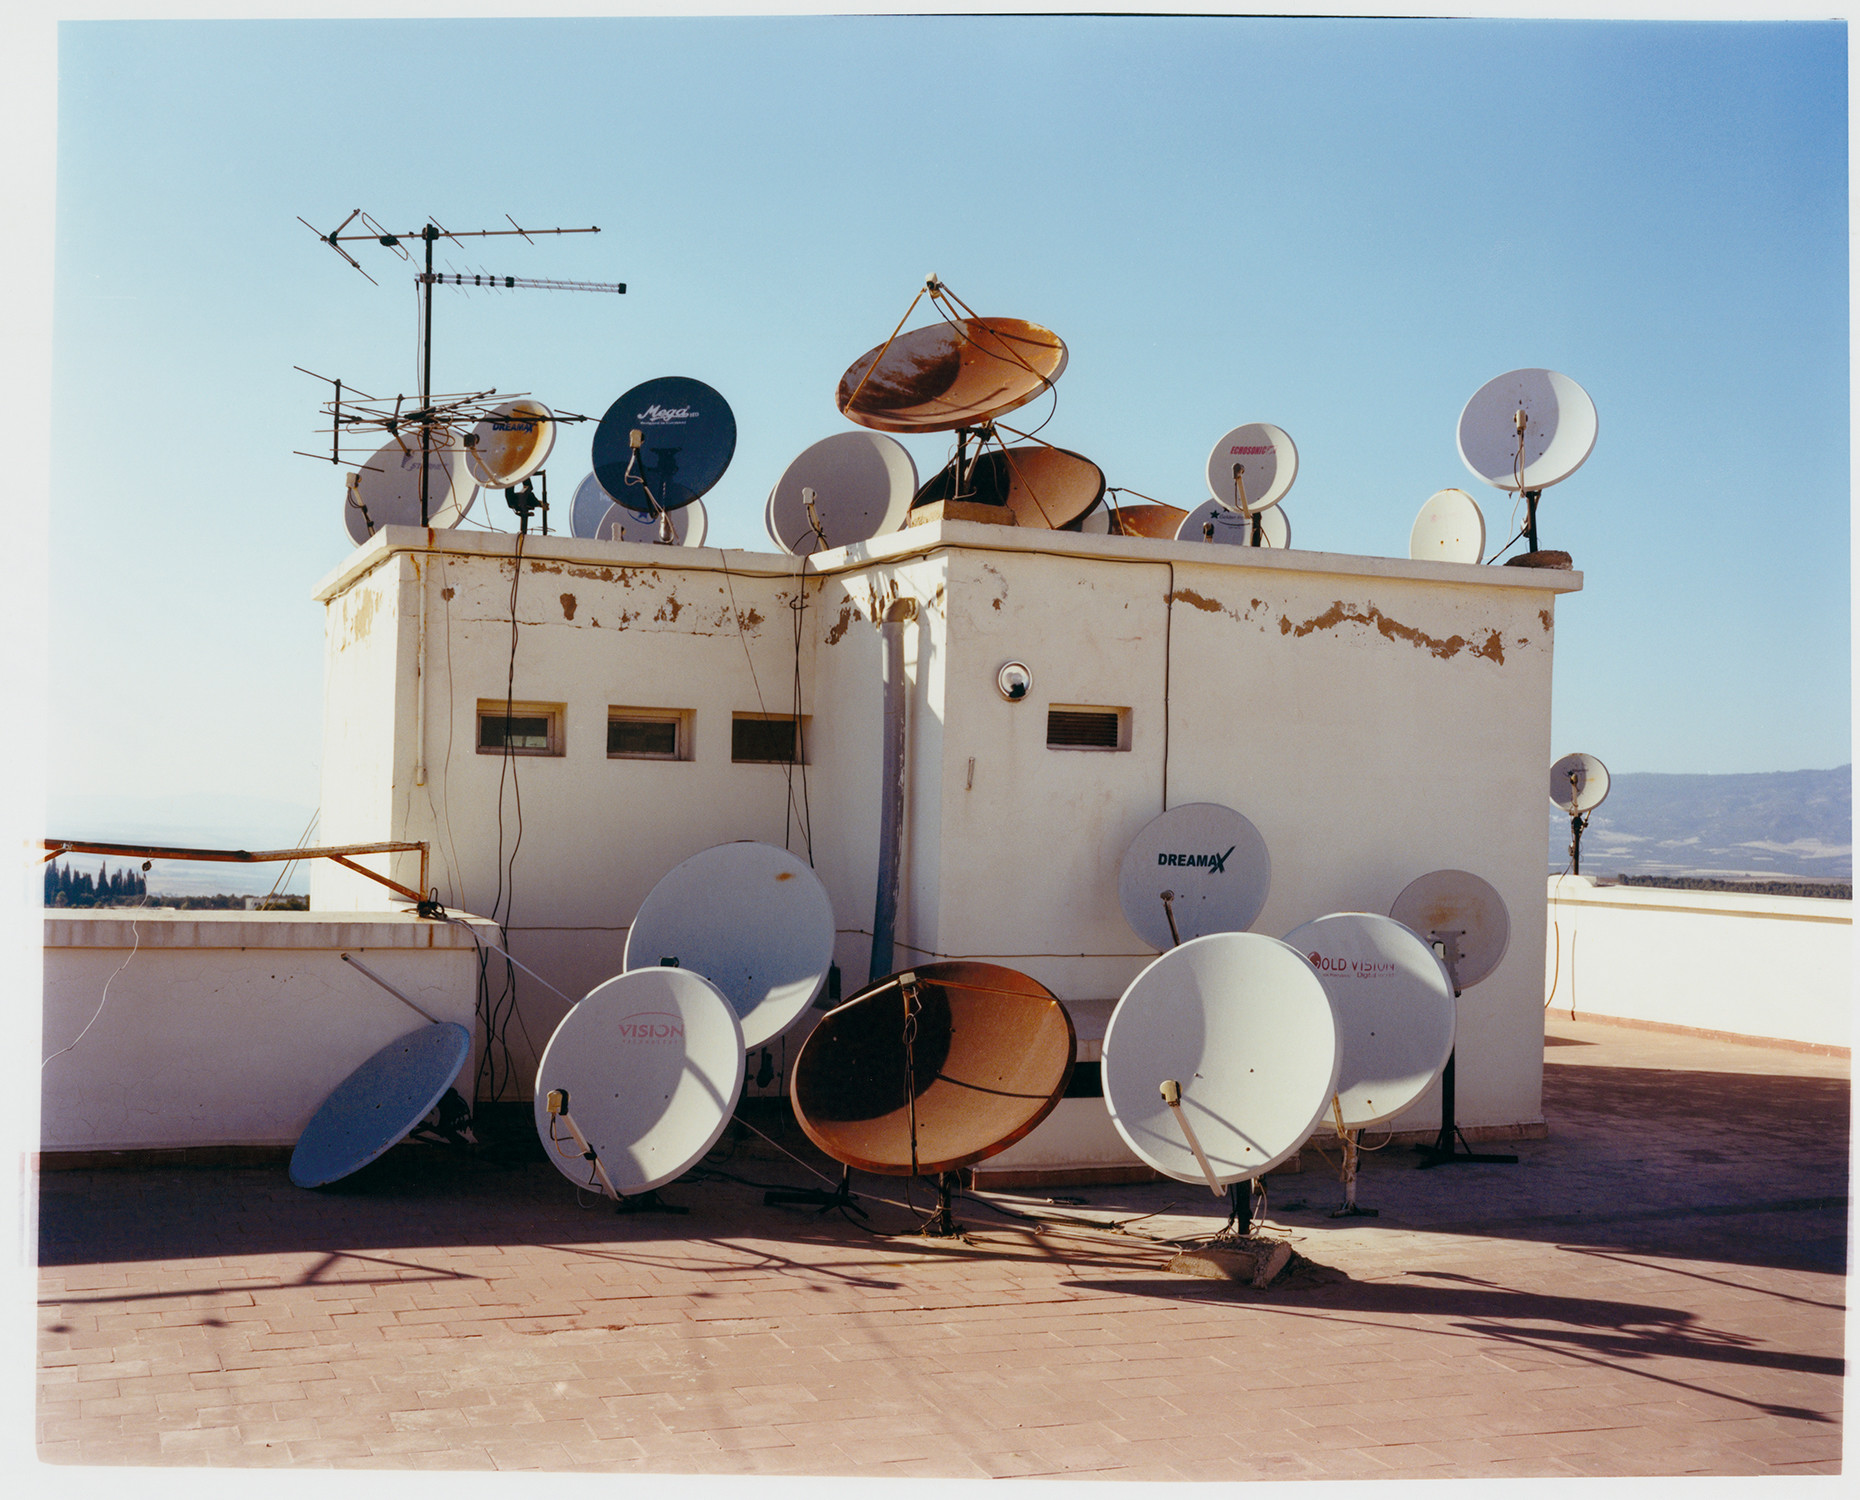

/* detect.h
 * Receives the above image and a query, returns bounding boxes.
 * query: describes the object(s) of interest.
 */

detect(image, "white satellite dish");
[624,842,836,1050]
[1117,803,1271,952]
[465,399,556,488]
[569,471,615,538]
[1205,423,1297,514]
[1409,488,1485,564]
[532,967,744,1198]
[1388,870,1510,992]
[1457,368,1597,493]
[1102,932,1340,1187]
[1281,913,1456,1129]
[767,431,917,554]
[1176,499,1291,548]
[344,429,477,543]
[602,497,706,546]
[1550,752,1610,814]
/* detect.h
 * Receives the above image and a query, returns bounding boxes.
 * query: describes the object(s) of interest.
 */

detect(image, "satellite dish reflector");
[1550,752,1610,814]
[570,471,706,544]
[1457,369,1597,492]
[790,962,1074,1176]
[1102,933,1340,1185]
[289,1021,471,1188]
[837,317,1067,434]
[624,842,835,1050]
[767,431,917,554]
[1177,499,1291,548]
[592,376,736,513]
[1080,502,1186,538]
[1118,802,1271,952]
[1281,913,1456,1129]
[1206,423,1297,513]
[344,430,478,543]
[993,445,1105,530]
[1410,488,1485,563]
[569,470,615,538]
[465,399,556,488]
[532,968,744,1197]
[1389,870,1510,991]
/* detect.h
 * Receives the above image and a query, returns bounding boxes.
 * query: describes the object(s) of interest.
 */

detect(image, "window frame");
[476,699,566,757]
[731,712,810,766]
[607,706,693,762]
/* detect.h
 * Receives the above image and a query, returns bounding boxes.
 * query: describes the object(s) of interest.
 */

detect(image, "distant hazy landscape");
[1549,766,1851,882]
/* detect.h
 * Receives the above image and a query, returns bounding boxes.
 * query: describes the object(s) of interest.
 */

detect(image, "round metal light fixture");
[996,661,1032,702]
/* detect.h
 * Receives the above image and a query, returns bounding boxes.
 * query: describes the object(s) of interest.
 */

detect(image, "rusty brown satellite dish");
[1086,502,1187,539]
[790,961,1076,1176]
[838,318,1068,434]
[911,445,1105,530]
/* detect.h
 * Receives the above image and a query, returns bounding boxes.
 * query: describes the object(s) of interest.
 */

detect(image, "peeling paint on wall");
[560,593,577,621]
[1279,599,1510,664]
[825,600,861,646]
[1539,608,1555,633]
[655,594,684,623]
[1172,588,1225,614]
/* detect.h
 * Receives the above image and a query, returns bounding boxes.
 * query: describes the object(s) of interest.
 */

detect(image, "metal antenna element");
[300,212,617,522]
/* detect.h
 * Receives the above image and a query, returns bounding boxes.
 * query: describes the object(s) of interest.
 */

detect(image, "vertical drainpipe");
[868,596,918,983]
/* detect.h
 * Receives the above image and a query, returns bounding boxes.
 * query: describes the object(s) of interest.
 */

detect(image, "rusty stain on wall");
[441,587,455,601]
[1540,608,1555,633]
[1172,588,1225,614]
[1279,600,1509,664]
[655,593,684,623]
[825,600,863,645]
[339,587,380,651]
[559,593,577,621]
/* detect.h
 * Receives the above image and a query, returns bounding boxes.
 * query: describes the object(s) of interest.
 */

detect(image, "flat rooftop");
[35,1016,1847,1481]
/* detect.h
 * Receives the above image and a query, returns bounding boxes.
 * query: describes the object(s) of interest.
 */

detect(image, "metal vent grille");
[1047,709,1122,749]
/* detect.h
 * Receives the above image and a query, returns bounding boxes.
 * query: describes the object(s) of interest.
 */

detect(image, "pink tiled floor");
[35,1016,1847,1477]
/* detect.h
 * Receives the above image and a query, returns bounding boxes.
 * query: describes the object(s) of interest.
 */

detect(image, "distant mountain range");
[1550,766,1851,880]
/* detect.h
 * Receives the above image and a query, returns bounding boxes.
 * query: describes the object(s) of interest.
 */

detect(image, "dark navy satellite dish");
[592,376,736,513]
[289,1022,471,1188]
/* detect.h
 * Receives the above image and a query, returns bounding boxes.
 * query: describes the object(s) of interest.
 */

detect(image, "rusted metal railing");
[40,839,430,907]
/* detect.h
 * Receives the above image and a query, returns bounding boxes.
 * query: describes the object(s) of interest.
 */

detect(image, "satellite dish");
[1281,913,1455,1129]
[1206,423,1297,514]
[1409,488,1485,564]
[344,430,478,543]
[837,317,1067,434]
[532,967,744,1197]
[1388,870,1510,991]
[591,376,736,513]
[289,1021,472,1188]
[1117,802,1271,952]
[1457,368,1597,493]
[790,961,1075,1176]
[910,445,1105,531]
[465,399,556,488]
[624,842,835,1050]
[569,470,615,538]
[1177,499,1291,548]
[1102,932,1340,1185]
[767,431,917,554]
[1080,502,1186,538]
[605,497,706,545]
[1550,752,1610,814]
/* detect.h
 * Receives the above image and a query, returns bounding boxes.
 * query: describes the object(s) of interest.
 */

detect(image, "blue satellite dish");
[289,1021,471,1188]
[592,376,736,513]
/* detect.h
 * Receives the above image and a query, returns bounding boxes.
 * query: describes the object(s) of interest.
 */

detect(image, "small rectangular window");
[608,708,691,761]
[1047,706,1129,751]
[477,700,564,756]
[732,713,807,764]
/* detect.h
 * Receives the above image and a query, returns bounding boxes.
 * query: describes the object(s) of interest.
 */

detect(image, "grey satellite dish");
[1388,869,1513,1168]
[1205,423,1297,514]
[532,967,744,1198]
[344,430,477,543]
[624,842,836,1050]
[1550,752,1610,814]
[1281,913,1455,1130]
[289,1021,471,1188]
[1117,803,1271,952]
[767,431,917,554]
[1409,488,1485,563]
[569,470,615,538]
[1177,499,1291,548]
[465,399,556,488]
[1457,369,1597,493]
[1102,932,1340,1187]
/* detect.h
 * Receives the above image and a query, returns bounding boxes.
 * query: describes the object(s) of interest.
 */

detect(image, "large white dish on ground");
[1457,368,1597,493]
[1550,752,1610,813]
[767,431,917,553]
[1177,499,1291,548]
[290,1021,471,1188]
[1117,803,1271,952]
[1281,913,1456,1129]
[465,399,556,488]
[1102,932,1340,1185]
[344,429,477,543]
[532,968,744,1197]
[624,842,836,1050]
[1389,870,1511,991]
[1409,488,1485,563]
[1205,423,1297,514]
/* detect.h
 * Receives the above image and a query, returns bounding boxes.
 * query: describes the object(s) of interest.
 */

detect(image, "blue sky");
[20,9,1853,840]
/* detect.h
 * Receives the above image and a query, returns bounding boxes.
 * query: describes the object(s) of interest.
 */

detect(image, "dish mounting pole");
[1416,932,1518,1170]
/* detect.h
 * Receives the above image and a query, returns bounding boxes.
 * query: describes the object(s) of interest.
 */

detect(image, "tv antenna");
[298,211,623,523]
[1549,752,1610,875]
